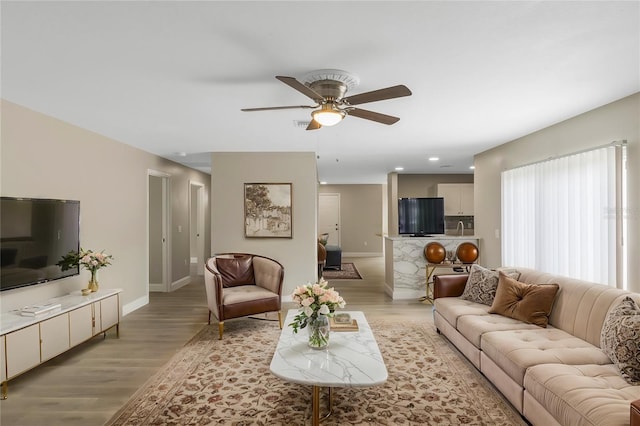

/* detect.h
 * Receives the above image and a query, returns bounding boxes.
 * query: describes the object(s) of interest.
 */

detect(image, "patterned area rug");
[106,317,525,425]
[322,262,362,280]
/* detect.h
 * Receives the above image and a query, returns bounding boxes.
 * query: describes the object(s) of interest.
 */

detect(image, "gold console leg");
[277,311,283,329]
[218,322,224,340]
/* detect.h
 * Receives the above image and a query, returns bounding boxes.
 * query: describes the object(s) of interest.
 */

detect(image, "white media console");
[0,288,122,399]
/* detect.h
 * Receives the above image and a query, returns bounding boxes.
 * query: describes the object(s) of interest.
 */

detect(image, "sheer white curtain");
[501,145,624,286]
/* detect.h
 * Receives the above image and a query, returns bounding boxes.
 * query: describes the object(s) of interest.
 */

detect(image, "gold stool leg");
[218,322,224,340]
[277,311,283,329]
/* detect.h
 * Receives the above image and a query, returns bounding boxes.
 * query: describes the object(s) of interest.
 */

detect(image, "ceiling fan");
[241,69,412,130]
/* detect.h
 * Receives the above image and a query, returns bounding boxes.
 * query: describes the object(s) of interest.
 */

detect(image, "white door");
[319,193,340,247]
[148,171,170,292]
[190,182,206,276]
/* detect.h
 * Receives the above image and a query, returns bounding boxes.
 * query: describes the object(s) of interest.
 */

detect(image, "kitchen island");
[384,236,479,300]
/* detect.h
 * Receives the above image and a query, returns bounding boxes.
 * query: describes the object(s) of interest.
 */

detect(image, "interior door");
[190,182,205,276]
[319,193,340,247]
[148,171,169,292]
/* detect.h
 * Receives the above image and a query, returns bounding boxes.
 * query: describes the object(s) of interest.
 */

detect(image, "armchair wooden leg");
[278,311,283,329]
[218,322,224,340]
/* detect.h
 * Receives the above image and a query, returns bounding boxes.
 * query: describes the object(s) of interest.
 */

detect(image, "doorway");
[319,193,341,247]
[189,181,206,276]
[148,171,170,292]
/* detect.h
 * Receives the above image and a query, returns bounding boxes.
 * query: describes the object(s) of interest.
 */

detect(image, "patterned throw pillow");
[460,264,502,306]
[600,296,640,385]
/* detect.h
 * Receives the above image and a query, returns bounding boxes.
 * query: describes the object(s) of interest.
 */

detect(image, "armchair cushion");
[216,255,255,287]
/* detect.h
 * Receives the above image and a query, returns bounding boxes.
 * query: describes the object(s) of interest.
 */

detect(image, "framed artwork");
[244,183,292,238]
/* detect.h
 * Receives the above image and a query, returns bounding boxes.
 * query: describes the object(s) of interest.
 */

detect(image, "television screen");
[398,197,445,236]
[1,197,80,291]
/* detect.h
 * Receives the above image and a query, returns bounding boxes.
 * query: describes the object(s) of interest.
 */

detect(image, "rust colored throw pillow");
[216,255,255,287]
[488,272,559,327]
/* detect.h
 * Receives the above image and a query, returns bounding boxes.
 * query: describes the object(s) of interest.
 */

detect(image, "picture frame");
[244,183,292,238]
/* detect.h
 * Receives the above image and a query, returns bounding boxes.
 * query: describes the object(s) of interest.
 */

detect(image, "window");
[501,143,627,288]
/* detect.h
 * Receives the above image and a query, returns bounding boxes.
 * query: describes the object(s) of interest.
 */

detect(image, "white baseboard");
[122,294,149,317]
[170,276,191,292]
[149,282,165,292]
[390,288,425,300]
[342,252,383,258]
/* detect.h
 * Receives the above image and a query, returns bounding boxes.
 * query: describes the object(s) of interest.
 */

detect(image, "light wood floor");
[0,256,432,426]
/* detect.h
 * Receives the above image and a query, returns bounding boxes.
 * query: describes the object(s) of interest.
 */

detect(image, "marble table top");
[270,310,388,388]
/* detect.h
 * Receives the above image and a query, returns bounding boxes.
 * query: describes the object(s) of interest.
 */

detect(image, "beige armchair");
[204,253,284,339]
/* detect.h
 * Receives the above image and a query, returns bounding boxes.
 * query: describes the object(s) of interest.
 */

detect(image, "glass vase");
[88,270,99,292]
[307,314,330,349]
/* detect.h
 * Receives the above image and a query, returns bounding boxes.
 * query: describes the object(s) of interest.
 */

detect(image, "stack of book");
[20,303,62,317]
[329,313,359,332]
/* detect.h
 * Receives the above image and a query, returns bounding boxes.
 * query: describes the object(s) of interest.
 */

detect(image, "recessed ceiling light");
[395,167,404,171]
[176,152,187,157]
[469,165,476,170]
[428,157,439,161]
[320,181,328,185]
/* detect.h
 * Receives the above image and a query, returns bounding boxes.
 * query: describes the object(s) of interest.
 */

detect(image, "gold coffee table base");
[312,386,333,425]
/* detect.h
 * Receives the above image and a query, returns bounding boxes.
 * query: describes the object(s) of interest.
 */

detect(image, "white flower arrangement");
[289,279,346,333]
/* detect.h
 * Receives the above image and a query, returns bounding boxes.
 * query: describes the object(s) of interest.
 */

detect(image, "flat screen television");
[398,197,445,236]
[1,197,80,291]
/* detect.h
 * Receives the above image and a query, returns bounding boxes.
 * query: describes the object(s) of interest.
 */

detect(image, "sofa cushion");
[524,363,640,426]
[515,268,632,346]
[216,255,255,287]
[489,273,559,327]
[601,296,640,385]
[459,264,502,305]
[457,314,541,348]
[433,297,491,329]
[481,328,612,386]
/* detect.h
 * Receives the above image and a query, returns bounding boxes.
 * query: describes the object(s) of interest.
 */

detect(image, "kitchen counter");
[384,236,479,300]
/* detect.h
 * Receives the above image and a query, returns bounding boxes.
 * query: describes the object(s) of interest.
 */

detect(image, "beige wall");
[398,173,474,198]
[475,93,639,292]
[319,184,385,255]
[210,152,317,297]
[0,100,211,313]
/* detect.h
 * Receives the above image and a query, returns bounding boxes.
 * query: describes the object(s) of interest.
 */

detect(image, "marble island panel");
[384,236,479,300]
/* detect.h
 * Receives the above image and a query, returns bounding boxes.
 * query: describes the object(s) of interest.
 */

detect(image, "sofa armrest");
[632,399,640,426]
[433,274,469,299]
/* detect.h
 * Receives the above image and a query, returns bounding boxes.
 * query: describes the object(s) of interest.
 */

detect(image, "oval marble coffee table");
[270,310,388,426]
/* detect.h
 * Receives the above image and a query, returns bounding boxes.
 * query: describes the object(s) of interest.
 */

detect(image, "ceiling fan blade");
[276,76,324,101]
[306,120,322,131]
[241,105,315,112]
[348,108,400,125]
[343,85,412,105]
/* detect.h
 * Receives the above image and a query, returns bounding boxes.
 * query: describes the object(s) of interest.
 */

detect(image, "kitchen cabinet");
[438,183,474,215]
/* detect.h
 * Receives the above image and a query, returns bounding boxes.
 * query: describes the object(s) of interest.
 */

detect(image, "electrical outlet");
[495,229,500,239]
[363,241,368,246]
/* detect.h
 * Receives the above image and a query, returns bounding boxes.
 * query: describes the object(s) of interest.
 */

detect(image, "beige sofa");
[433,267,640,426]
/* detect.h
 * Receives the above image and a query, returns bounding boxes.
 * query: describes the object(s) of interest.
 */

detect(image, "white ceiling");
[2,1,638,184]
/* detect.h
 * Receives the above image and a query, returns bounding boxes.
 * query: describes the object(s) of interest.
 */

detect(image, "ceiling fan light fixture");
[311,104,345,126]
